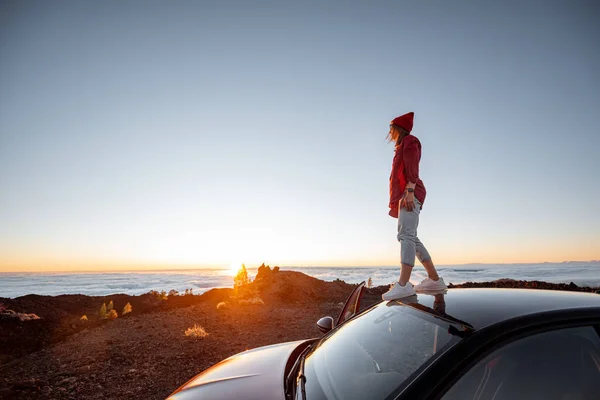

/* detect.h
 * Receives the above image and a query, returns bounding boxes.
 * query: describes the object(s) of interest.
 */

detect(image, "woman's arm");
[401,138,420,211]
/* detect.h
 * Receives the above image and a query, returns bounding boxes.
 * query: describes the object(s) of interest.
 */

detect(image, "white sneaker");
[382,282,416,301]
[415,277,447,293]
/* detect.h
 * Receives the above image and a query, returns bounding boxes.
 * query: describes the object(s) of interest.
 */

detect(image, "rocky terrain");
[1,268,598,400]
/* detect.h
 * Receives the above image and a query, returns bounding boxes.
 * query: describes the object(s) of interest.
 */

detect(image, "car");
[167,282,600,400]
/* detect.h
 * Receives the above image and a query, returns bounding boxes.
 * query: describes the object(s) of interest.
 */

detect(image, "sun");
[229,261,244,276]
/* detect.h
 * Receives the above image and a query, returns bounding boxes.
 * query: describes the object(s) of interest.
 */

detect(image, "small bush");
[107,300,114,312]
[19,312,41,321]
[185,324,209,339]
[80,315,88,321]
[168,289,179,297]
[238,296,264,306]
[122,303,132,315]
[99,303,107,318]
[147,290,167,301]
[216,301,227,310]
[0,310,41,321]
[107,309,118,319]
[367,277,373,288]
[234,264,250,289]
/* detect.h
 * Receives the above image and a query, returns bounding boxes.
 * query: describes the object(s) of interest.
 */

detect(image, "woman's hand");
[400,192,415,211]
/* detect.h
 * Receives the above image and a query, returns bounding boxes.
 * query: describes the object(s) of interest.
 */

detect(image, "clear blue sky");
[1,1,599,271]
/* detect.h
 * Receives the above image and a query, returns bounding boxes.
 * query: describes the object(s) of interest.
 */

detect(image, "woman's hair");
[387,124,409,144]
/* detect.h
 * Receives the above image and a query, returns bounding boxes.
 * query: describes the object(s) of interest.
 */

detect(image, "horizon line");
[0,260,598,274]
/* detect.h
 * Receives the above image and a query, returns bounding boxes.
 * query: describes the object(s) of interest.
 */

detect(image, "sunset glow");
[229,262,244,277]
[0,2,598,273]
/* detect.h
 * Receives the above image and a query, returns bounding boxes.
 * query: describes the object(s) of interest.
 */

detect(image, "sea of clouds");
[1,262,599,299]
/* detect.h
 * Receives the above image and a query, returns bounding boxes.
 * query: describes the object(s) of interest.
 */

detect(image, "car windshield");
[301,300,464,400]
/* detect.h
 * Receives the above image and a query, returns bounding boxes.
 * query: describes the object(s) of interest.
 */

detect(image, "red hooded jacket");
[389,134,426,218]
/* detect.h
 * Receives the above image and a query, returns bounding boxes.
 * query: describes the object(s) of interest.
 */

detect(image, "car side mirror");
[316,316,334,333]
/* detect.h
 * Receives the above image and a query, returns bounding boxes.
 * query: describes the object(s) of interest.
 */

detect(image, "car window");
[302,301,462,400]
[441,326,600,400]
[336,281,365,326]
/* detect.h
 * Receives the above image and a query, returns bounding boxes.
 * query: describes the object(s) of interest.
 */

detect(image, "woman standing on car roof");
[382,112,447,300]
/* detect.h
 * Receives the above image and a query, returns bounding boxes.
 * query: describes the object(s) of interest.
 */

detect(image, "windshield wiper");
[297,352,307,400]
[285,345,312,400]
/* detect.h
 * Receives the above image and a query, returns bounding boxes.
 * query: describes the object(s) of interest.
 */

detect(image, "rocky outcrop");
[253,269,354,304]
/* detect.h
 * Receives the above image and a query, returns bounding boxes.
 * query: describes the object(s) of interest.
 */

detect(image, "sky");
[1,1,599,272]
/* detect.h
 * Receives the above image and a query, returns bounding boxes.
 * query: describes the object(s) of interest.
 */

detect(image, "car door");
[335,281,366,326]
[440,325,600,400]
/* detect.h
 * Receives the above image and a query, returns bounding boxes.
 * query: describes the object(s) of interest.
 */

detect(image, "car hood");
[167,339,310,400]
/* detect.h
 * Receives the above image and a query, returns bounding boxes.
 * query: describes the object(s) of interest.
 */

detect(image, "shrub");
[107,309,118,319]
[185,324,209,339]
[146,290,167,300]
[0,310,41,321]
[234,264,250,289]
[80,315,88,321]
[99,303,107,319]
[122,302,132,315]
[19,312,41,321]
[216,301,227,310]
[168,289,179,297]
[367,277,373,288]
[107,301,114,312]
[238,296,264,306]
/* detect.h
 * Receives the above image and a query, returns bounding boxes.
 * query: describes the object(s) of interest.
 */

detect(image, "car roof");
[390,288,600,330]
